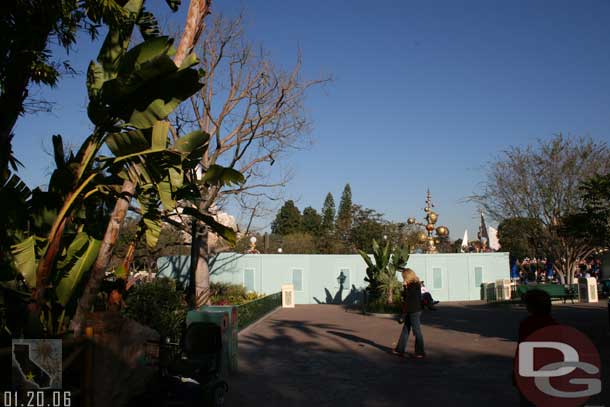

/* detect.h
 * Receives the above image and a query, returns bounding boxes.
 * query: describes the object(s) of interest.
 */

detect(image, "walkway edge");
[238,306,282,337]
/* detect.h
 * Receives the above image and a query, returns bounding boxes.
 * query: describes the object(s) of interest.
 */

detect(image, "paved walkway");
[227,301,609,406]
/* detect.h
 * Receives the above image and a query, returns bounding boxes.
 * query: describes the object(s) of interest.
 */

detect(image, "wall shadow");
[156,253,246,289]
[313,284,363,306]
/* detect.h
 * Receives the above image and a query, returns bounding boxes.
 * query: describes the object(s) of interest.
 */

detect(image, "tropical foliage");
[0,0,240,338]
[359,239,410,305]
[123,278,187,341]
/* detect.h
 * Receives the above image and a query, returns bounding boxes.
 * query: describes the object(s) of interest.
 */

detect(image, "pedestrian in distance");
[392,267,425,359]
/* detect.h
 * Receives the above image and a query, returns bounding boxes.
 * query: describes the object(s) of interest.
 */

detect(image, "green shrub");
[237,293,281,330]
[209,282,263,305]
[365,297,402,314]
[123,278,187,341]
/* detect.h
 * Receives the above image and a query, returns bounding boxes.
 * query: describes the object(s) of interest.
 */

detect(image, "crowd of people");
[514,257,603,284]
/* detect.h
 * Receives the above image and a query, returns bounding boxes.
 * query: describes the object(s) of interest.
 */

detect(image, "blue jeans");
[395,311,424,355]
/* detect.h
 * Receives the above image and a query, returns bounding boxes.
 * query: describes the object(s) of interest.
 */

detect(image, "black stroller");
[138,322,229,407]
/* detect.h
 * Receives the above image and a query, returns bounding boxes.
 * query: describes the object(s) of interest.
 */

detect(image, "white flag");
[461,230,469,250]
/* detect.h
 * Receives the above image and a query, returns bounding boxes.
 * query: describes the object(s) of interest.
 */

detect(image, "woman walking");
[393,268,425,358]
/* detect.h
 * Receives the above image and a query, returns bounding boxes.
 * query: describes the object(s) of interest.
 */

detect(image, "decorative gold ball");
[407,217,416,225]
[428,212,438,224]
[424,207,430,213]
[426,224,435,232]
[417,231,427,242]
[436,226,449,237]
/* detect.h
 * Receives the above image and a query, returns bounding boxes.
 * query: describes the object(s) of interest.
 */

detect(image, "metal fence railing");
[236,292,281,331]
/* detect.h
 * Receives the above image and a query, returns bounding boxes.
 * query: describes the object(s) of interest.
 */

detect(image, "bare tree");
[471,134,610,283]
[172,14,329,304]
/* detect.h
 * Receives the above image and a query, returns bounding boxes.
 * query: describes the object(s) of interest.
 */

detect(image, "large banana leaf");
[201,165,245,187]
[2,172,31,201]
[91,35,202,129]
[10,236,42,287]
[137,8,161,40]
[152,120,169,149]
[157,176,176,210]
[117,36,174,76]
[55,233,102,306]
[143,217,162,248]
[173,130,209,163]
[55,232,89,271]
[105,129,151,156]
[1,172,32,240]
[95,0,143,80]
[127,67,202,128]
[134,189,163,249]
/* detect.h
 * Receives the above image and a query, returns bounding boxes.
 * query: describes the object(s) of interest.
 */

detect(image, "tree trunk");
[71,180,135,334]
[188,217,211,308]
[32,214,69,308]
[387,288,393,305]
[174,0,210,67]
[195,234,211,308]
[188,218,200,307]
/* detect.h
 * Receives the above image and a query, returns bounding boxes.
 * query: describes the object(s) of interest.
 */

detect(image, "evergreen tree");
[320,193,336,233]
[302,206,322,236]
[336,184,353,243]
[271,200,302,235]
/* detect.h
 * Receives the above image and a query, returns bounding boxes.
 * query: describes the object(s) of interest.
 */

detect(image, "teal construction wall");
[157,252,510,304]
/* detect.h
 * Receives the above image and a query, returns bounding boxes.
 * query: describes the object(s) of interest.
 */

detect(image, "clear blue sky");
[12,0,610,238]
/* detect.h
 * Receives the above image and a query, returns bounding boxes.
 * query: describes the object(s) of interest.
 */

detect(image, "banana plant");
[382,246,411,304]
[2,0,239,336]
[4,135,114,335]
[359,240,411,304]
[359,239,392,302]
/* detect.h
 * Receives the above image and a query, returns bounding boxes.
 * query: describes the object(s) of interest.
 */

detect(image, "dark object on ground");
[422,292,439,310]
[133,322,229,407]
[516,284,576,304]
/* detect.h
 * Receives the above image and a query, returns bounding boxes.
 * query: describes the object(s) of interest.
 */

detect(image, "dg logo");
[514,325,602,407]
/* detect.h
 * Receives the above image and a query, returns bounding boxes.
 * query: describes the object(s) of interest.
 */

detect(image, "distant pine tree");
[336,184,353,243]
[321,193,336,234]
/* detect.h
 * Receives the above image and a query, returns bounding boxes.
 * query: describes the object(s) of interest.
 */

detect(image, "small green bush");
[365,297,402,314]
[209,282,263,305]
[123,278,187,341]
[237,293,281,330]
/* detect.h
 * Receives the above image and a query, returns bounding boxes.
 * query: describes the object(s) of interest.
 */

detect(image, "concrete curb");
[238,306,282,337]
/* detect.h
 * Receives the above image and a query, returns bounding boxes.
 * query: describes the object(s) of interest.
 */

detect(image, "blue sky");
[12,0,610,238]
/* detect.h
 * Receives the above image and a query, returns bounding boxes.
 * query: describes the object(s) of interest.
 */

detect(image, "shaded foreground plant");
[0,0,240,337]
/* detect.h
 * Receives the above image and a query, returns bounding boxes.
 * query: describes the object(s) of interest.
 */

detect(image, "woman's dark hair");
[524,289,552,315]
